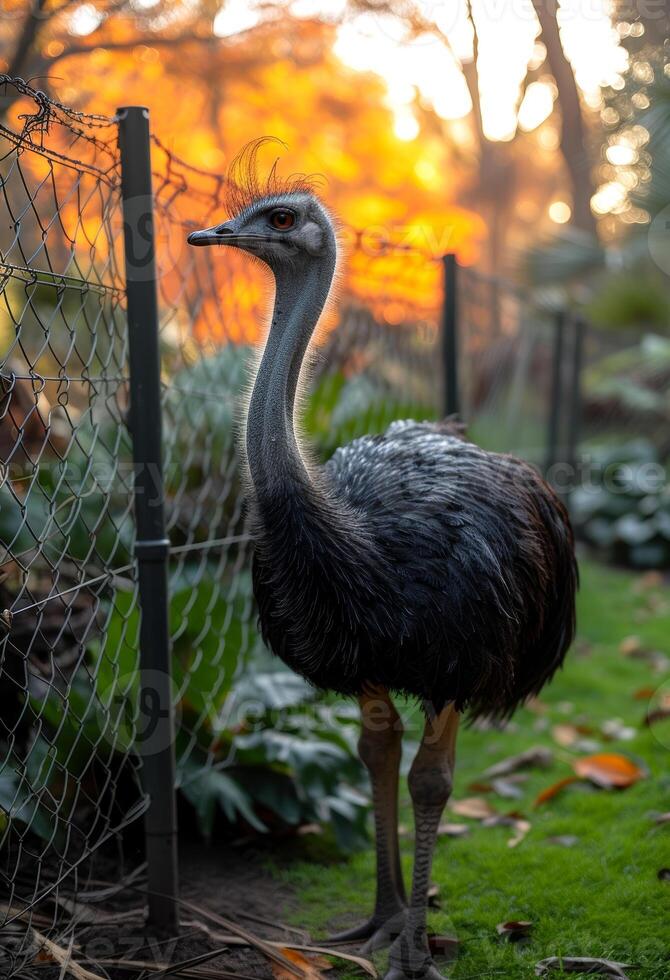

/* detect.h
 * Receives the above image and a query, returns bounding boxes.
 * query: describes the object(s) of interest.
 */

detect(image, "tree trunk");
[530,0,598,237]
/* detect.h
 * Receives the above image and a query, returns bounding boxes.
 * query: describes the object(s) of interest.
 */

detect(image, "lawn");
[277,557,670,978]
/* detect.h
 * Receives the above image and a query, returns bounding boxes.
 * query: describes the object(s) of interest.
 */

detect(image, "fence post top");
[117,106,150,119]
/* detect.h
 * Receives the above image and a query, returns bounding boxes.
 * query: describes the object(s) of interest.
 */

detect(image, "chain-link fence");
[0,77,147,966]
[1,75,598,963]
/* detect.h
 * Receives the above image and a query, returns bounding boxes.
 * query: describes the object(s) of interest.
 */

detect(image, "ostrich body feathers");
[251,418,577,719]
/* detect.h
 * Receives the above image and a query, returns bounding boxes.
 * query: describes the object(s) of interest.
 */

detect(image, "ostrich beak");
[187,222,237,246]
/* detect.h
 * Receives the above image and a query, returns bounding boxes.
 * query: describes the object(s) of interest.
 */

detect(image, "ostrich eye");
[269,209,296,231]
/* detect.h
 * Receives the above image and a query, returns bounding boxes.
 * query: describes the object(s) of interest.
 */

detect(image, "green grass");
[276,558,670,978]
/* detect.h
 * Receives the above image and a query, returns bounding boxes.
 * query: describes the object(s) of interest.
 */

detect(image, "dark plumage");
[188,171,578,980]
[251,418,577,719]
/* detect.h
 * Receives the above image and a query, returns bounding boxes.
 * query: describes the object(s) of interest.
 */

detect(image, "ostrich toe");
[383,963,445,980]
[326,908,406,949]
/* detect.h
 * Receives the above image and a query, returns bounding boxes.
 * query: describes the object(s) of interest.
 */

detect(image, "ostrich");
[187,149,577,980]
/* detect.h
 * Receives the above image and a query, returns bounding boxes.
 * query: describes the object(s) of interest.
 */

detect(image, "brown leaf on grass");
[427,883,441,908]
[552,723,596,747]
[573,753,645,789]
[635,570,664,591]
[469,775,526,798]
[481,813,531,847]
[507,819,531,848]
[535,955,633,978]
[271,948,330,979]
[619,635,644,657]
[496,920,532,942]
[275,945,375,978]
[644,696,670,727]
[427,934,459,958]
[601,719,636,742]
[633,686,656,700]
[491,776,527,799]
[552,724,581,746]
[450,797,497,820]
[483,746,553,778]
[534,776,579,807]
[437,822,470,837]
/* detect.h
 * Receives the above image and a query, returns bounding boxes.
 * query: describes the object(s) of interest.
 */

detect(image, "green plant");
[0,569,369,855]
[572,439,670,568]
[586,271,670,333]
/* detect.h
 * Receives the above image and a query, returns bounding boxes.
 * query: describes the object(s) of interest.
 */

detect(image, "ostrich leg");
[385,703,458,980]
[329,687,407,951]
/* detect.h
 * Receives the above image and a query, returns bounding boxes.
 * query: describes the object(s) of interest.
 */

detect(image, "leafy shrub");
[586,271,670,333]
[0,573,369,855]
[572,440,670,568]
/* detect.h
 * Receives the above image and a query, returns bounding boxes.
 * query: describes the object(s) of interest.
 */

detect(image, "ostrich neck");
[246,252,335,500]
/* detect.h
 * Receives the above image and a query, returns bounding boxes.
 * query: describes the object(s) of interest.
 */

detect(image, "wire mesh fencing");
[0,75,599,960]
[0,77,146,957]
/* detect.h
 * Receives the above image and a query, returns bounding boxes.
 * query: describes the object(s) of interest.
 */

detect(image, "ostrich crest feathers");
[224,137,324,216]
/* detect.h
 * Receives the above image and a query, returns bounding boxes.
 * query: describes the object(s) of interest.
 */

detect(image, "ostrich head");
[186,141,338,491]
[186,140,336,273]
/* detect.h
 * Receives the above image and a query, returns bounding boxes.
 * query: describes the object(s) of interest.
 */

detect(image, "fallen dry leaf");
[467,780,494,793]
[32,932,114,980]
[491,776,527,799]
[483,746,553,778]
[437,822,470,838]
[552,723,581,747]
[573,753,645,789]
[450,797,497,820]
[526,697,549,714]
[644,694,670,727]
[619,635,644,657]
[635,570,664,591]
[496,920,532,942]
[534,776,579,807]
[481,813,530,847]
[507,819,531,848]
[273,944,375,978]
[427,934,459,958]
[271,948,330,979]
[535,955,633,978]
[633,686,656,700]
[601,719,636,742]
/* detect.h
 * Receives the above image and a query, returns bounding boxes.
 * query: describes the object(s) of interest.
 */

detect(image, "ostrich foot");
[383,964,444,980]
[383,933,446,980]
[326,908,407,951]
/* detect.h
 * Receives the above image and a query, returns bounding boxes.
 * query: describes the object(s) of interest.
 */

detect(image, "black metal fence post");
[441,253,460,417]
[118,105,179,931]
[545,309,566,480]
